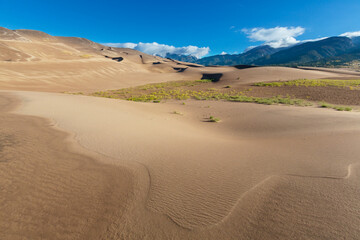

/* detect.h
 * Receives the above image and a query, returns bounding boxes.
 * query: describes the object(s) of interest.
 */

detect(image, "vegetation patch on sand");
[65,92,84,95]
[172,111,183,115]
[254,79,360,89]
[319,102,353,111]
[91,80,312,107]
[208,116,221,122]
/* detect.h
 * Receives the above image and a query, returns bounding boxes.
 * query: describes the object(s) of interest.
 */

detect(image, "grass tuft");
[209,116,220,122]
[172,111,183,115]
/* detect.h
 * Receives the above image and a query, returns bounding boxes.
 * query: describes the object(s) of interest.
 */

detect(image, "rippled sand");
[1,91,358,239]
[0,93,133,239]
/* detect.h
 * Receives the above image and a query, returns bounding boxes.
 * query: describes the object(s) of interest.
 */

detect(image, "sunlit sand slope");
[0,93,133,240]
[2,27,359,93]
[10,91,360,239]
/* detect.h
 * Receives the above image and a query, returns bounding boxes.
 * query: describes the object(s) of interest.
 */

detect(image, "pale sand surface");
[0,93,134,240]
[4,91,360,239]
[1,61,358,92]
[0,59,198,92]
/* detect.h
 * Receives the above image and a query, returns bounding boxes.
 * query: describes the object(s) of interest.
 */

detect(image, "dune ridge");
[1,27,360,93]
[8,91,360,239]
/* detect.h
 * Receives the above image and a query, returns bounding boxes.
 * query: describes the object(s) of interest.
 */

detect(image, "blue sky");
[1,0,360,57]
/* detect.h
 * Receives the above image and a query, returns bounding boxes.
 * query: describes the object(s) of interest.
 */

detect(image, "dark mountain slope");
[196,45,279,66]
[164,53,198,63]
[253,37,354,65]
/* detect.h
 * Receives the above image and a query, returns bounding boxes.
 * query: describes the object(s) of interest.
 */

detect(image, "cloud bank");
[340,31,360,38]
[301,37,328,43]
[104,42,210,58]
[242,26,305,48]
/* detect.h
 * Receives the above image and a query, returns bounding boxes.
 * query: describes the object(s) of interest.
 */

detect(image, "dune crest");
[1,26,360,93]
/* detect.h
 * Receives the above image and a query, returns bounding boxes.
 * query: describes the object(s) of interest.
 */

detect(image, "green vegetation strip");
[254,79,360,89]
[319,102,353,111]
[92,80,311,107]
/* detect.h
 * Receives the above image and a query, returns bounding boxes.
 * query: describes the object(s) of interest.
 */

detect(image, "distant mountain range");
[167,36,360,68]
[196,45,280,66]
[164,53,198,63]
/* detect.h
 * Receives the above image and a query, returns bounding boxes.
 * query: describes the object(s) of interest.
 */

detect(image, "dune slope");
[9,91,360,239]
[1,27,360,92]
[0,93,133,240]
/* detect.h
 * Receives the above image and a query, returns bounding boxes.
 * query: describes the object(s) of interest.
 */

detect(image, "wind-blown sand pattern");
[3,91,358,239]
[2,27,360,239]
[0,93,134,239]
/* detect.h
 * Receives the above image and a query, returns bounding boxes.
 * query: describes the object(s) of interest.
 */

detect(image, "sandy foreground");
[2,27,360,239]
[1,91,360,239]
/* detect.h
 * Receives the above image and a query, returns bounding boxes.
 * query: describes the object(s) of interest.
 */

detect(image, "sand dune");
[1,26,359,93]
[0,93,133,240]
[1,59,358,92]
[2,26,360,239]
[3,91,358,239]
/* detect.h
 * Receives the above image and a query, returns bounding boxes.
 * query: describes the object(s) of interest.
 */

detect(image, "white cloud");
[244,46,257,52]
[340,31,360,38]
[111,42,137,48]
[301,37,328,43]
[103,42,210,58]
[242,26,305,48]
[220,51,227,55]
